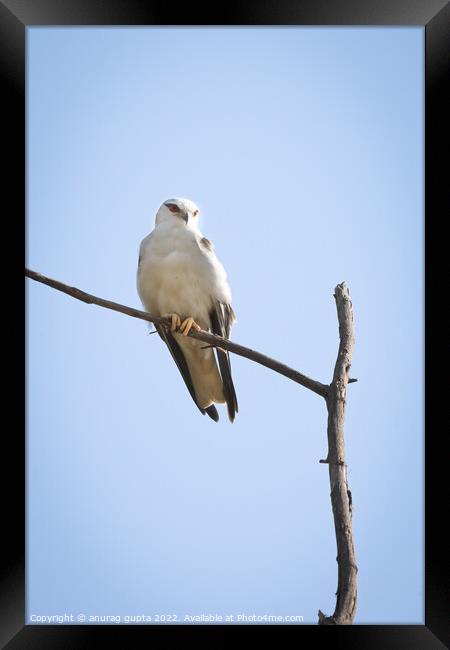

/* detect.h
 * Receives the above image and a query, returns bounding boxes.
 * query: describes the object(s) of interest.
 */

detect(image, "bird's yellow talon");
[180,316,201,336]
[162,313,181,332]
[173,314,182,331]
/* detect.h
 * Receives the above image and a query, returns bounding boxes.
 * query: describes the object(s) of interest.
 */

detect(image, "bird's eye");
[166,203,180,213]
[193,210,199,217]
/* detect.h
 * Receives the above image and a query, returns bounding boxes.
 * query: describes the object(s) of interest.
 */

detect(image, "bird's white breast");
[137,222,228,329]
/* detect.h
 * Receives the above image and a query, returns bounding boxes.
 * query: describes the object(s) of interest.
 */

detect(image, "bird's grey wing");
[209,301,238,422]
[155,324,219,422]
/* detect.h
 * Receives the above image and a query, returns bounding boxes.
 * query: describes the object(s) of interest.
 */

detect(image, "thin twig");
[25,268,329,398]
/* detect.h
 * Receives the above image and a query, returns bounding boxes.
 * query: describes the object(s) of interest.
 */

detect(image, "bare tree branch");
[25,268,329,398]
[25,267,358,624]
[318,282,358,624]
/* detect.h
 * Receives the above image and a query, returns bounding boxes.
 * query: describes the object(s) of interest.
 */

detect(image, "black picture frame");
[5,1,448,647]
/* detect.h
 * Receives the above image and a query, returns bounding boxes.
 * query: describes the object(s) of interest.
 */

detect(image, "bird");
[137,197,238,422]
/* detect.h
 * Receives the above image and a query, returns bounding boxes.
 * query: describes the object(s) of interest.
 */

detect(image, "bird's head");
[155,197,201,228]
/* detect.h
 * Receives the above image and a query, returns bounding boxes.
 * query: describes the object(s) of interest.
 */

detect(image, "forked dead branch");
[25,267,358,624]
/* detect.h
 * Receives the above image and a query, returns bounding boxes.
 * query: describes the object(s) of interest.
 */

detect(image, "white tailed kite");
[137,198,238,422]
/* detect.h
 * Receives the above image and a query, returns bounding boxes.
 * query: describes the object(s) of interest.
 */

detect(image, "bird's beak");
[182,211,189,224]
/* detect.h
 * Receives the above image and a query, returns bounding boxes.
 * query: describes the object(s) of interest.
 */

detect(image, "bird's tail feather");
[205,405,219,422]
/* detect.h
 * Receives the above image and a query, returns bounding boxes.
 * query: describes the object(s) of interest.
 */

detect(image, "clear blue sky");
[26,27,423,625]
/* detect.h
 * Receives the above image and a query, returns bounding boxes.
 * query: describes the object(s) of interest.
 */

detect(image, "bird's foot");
[162,313,182,332]
[180,316,201,336]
